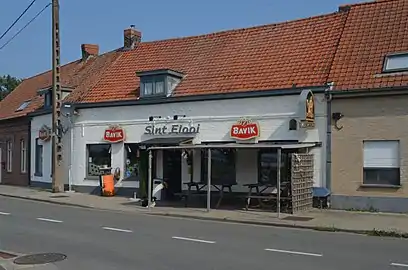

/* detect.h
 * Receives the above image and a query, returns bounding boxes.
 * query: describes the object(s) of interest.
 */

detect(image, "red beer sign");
[103,125,125,143]
[230,118,260,140]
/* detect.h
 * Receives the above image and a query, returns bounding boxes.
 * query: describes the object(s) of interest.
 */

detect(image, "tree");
[0,75,22,100]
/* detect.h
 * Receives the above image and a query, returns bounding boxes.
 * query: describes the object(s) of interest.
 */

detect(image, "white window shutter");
[363,141,399,168]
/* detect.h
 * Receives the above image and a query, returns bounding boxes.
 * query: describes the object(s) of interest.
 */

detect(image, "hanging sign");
[103,125,125,143]
[38,125,51,141]
[230,118,260,140]
[144,124,200,135]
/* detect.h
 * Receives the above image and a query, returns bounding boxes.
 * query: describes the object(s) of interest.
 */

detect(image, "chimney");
[124,25,141,50]
[338,4,351,12]
[81,44,99,61]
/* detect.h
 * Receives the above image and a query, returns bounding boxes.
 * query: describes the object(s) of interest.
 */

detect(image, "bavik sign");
[230,118,260,140]
[103,125,125,143]
[39,125,51,141]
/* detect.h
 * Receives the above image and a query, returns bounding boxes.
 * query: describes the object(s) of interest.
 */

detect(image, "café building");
[28,88,327,200]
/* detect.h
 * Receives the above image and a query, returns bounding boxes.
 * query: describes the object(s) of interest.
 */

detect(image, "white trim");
[20,139,27,173]
[6,141,12,173]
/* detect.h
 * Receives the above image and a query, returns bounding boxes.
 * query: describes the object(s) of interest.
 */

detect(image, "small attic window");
[15,100,31,112]
[137,69,183,98]
[383,53,408,73]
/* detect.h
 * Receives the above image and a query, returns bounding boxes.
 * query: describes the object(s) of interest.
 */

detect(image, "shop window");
[258,150,293,185]
[34,139,43,176]
[20,139,27,173]
[363,140,400,186]
[87,144,112,178]
[201,149,236,184]
[6,140,12,172]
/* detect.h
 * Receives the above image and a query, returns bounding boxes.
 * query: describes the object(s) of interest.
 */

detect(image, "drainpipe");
[27,118,32,186]
[325,82,334,191]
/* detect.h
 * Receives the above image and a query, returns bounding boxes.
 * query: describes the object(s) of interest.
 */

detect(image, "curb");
[146,212,369,235]
[0,193,96,210]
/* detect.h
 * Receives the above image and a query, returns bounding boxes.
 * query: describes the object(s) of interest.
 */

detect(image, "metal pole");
[51,0,64,193]
[67,120,74,193]
[277,147,281,218]
[206,148,212,212]
[147,150,152,209]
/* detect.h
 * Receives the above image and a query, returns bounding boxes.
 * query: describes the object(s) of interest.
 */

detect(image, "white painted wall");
[30,113,71,185]
[65,93,327,191]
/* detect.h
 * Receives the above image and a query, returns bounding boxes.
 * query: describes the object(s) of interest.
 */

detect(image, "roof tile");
[81,12,348,102]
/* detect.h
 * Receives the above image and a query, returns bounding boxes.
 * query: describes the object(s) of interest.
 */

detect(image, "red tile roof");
[0,51,121,120]
[80,12,348,102]
[328,0,408,90]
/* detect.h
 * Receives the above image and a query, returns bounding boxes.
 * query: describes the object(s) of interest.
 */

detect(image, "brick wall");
[0,117,30,186]
[331,95,408,198]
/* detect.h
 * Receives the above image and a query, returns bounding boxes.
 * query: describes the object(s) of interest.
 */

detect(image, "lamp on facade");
[173,114,186,120]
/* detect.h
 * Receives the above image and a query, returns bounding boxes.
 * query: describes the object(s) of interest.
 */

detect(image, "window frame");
[6,140,12,173]
[34,138,43,176]
[362,140,400,187]
[140,76,167,98]
[44,91,52,108]
[382,52,408,73]
[15,100,31,112]
[86,143,112,179]
[20,139,27,173]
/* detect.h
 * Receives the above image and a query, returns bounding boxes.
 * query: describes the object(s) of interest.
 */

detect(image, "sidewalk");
[0,185,407,237]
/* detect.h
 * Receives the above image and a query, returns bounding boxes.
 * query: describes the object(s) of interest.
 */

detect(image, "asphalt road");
[0,196,407,270]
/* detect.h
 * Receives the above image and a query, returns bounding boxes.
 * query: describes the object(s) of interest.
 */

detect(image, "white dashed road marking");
[172,236,216,244]
[0,212,10,215]
[36,218,63,223]
[102,227,133,233]
[265,248,323,257]
[391,263,408,268]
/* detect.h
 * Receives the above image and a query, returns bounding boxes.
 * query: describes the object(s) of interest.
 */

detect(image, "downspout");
[27,117,32,186]
[325,83,334,191]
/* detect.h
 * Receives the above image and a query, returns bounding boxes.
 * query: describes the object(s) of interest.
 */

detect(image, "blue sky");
[0,0,367,79]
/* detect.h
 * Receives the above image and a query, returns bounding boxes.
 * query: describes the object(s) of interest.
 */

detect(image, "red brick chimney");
[124,25,141,50]
[81,44,99,61]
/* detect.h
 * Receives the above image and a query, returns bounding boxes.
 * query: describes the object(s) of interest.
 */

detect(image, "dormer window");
[15,100,31,112]
[383,52,408,73]
[37,86,73,109]
[137,69,183,98]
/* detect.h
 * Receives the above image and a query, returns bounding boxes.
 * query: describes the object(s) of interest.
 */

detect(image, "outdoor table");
[184,182,237,208]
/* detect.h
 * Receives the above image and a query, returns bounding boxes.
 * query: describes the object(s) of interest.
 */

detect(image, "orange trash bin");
[101,174,115,196]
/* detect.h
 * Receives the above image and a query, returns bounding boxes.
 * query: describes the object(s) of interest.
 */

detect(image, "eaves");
[74,85,328,109]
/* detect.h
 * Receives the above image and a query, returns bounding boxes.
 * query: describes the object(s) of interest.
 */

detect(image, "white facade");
[30,93,327,192]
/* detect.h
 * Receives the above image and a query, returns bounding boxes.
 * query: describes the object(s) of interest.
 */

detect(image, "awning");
[147,142,318,150]
[140,136,194,146]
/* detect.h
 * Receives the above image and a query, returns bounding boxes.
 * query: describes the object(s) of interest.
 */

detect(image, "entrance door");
[163,150,182,200]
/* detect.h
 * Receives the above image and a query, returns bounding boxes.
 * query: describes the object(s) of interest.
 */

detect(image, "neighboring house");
[28,9,350,196]
[328,0,408,212]
[0,43,121,186]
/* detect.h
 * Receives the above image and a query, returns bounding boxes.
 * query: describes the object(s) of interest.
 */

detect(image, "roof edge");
[331,86,408,98]
[75,85,328,109]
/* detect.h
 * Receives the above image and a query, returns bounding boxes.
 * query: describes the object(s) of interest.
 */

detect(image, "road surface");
[0,196,407,269]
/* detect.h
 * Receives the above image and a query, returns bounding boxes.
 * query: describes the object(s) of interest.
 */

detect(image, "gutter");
[74,85,327,109]
[330,86,408,98]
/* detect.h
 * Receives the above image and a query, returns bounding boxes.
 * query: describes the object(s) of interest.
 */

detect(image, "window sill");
[360,184,401,189]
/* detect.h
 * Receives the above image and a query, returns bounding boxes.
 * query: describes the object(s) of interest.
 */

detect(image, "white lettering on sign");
[105,131,123,139]
[231,126,257,136]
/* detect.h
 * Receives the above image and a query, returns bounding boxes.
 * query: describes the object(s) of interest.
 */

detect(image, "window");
[363,140,400,186]
[154,81,164,94]
[15,100,31,112]
[20,139,27,173]
[201,149,236,185]
[6,141,12,172]
[258,150,293,185]
[35,138,43,176]
[383,53,408,72]
[87,144,111,177]
[143,82,153,95]
[44,91,52,108]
